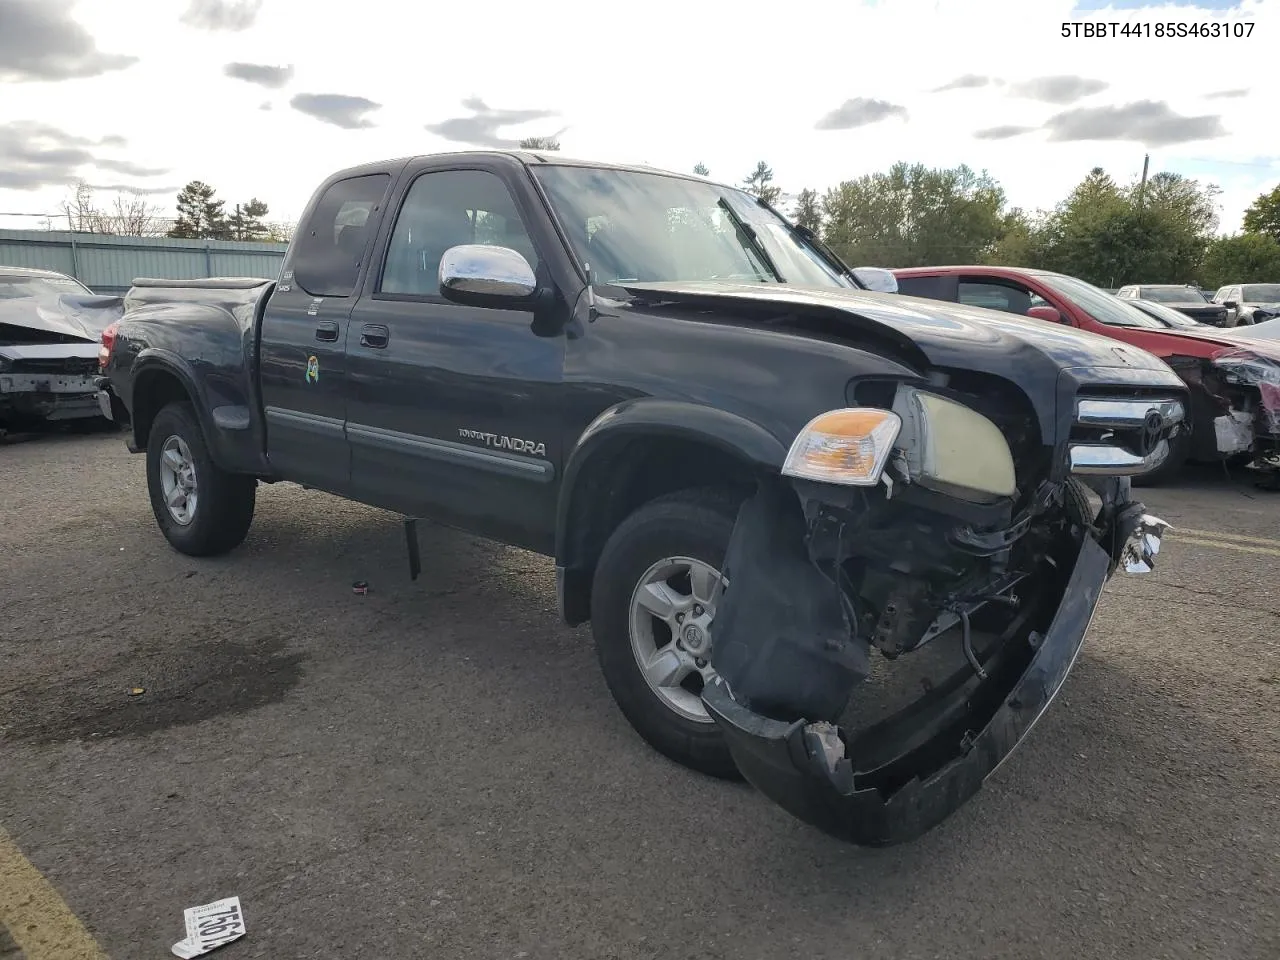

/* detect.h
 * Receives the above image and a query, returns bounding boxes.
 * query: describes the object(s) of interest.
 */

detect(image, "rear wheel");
[146,401,256,556]
[590,488,744,779]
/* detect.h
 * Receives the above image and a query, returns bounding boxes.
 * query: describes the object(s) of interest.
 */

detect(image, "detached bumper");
[703,512,1167,846]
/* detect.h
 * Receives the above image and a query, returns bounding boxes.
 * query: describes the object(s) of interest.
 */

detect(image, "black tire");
[590,487,744,780]
[146,401,256,557]
[1063,476,1096,529]
[1131,426,1190,487]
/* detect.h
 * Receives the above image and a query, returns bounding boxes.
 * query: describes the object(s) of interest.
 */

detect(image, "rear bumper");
[703,505,1168,846]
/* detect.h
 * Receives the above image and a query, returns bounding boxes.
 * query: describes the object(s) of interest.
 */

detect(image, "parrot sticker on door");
[305,355,319,383]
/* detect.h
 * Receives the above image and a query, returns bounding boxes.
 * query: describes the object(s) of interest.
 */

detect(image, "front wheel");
[146,401,256,556]
[590,488,744,779]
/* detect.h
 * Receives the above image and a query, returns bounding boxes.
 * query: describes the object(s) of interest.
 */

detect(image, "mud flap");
[703,535,1110,846]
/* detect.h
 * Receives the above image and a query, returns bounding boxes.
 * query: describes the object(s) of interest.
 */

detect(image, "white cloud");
[0,0,1275,231]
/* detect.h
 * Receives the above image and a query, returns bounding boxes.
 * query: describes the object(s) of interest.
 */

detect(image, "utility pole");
[1137,153,1150,210]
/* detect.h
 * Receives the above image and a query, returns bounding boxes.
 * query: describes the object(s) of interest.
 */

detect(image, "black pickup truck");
[97,151,1186,845]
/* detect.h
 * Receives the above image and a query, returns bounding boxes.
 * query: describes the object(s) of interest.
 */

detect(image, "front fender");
[554,398,788,564]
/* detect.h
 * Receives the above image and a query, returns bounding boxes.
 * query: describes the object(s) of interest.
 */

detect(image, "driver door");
[344,160,568,552]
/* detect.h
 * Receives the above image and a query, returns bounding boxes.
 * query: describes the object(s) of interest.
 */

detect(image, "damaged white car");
[0,267,123,437]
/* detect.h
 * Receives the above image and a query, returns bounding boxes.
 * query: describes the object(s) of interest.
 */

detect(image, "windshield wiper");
[717,198,784,283]
[751,195,863,288]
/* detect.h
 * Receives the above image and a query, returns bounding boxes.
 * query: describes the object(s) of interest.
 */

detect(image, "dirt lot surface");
[2,430,1278,960]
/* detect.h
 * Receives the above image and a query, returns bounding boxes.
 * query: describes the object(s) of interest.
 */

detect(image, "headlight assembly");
[783,388,1018,500]
[890,385,1017,501]
[1213,350,1280,387]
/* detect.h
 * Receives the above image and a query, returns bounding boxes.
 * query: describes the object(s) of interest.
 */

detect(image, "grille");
[1068,393,1186,476]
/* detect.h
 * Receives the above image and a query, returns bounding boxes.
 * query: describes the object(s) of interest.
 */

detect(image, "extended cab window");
[380,170,538,297]
[292,173,390,297]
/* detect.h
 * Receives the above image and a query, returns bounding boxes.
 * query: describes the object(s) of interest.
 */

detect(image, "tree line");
[58,180,293,242]
[168,181,290,241]
[55,139,1279,286]
[712,159,1280,289]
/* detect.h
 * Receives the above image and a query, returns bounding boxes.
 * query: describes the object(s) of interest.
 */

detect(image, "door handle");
[360,324,389,349]
[314,320,340,342]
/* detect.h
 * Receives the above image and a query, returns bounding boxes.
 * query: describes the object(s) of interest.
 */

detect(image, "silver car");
[1212,283,1280,326]
[0,266,123,436]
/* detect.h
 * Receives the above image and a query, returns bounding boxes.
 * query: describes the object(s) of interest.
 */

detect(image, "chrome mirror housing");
[439,244,537,302]
[851,266,898,293]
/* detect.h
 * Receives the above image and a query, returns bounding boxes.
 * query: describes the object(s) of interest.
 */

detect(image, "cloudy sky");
[0,0,1276,233]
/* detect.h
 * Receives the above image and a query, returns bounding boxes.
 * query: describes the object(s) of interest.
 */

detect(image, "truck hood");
[0,294,124,344]
[617,280,1180,380]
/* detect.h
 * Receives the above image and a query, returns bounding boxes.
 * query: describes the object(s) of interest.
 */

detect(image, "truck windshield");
[531,165,852,289]
[1039,274,1167,329]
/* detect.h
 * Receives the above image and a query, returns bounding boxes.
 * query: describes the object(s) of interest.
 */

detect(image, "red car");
[892,265,1280,482]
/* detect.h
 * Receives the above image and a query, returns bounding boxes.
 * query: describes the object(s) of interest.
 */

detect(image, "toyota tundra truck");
[96,151,1184,845]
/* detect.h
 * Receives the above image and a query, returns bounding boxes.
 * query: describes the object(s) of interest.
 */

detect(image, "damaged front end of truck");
[703,380,1180,846]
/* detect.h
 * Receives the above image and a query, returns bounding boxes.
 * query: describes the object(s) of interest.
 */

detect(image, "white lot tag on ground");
[170,896,246,958]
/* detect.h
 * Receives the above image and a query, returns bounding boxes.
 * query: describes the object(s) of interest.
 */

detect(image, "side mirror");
[439,244,537,306]
[1026,305,1063,324]
[851,267,898,293]
[1224,300,1238,309]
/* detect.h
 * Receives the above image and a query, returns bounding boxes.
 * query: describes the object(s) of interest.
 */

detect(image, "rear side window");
[895,275,957,302]
[291,173,391,297]
[958,280,1031,315]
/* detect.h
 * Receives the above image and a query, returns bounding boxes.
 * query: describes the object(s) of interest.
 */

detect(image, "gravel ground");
[1,430,1278,960]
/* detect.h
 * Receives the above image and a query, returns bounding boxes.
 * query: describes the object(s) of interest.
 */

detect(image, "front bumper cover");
[0,372,102,422]
[702,490,1169,846]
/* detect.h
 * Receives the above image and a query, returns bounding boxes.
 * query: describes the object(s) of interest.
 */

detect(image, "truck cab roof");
[323,150,734,192]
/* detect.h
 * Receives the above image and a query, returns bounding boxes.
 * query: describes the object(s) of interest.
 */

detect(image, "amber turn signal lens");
[781,408,902,486]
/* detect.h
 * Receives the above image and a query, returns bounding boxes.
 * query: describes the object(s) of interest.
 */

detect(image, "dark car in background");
[1126,297,1213,330]
[1115,284,1231,327]
[1212,283,1280,326]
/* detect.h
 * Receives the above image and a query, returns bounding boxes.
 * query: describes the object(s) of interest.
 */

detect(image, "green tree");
[228,198,270,241]
[693,162,710,176]
[822,162,1008,267]
[519,136,561,151]
[1132,171,1219,281]
[986,207,1051,267]
[1033,167,1219,286]
[169,181,228,239]
[1242,184,1280,242]
[792,188,822,233]
[742,161,781,206]
[1200,232,1280,288]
